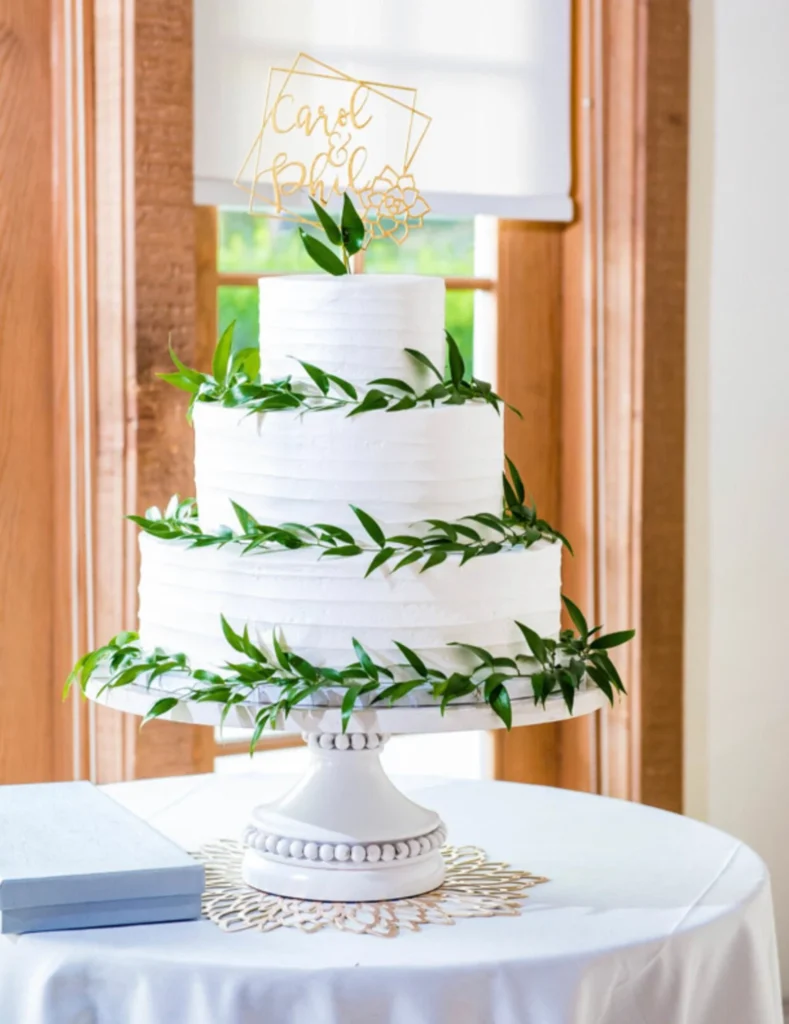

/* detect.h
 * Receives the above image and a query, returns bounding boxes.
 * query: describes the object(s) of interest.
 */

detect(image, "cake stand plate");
[87,677,606,901]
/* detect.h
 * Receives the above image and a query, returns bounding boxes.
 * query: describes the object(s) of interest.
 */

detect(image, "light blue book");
[0,781,204,934]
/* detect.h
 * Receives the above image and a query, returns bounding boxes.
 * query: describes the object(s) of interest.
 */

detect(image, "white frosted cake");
[136,275,562,690]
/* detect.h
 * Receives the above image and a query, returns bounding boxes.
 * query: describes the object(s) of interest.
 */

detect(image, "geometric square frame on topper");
[234,52,432,245]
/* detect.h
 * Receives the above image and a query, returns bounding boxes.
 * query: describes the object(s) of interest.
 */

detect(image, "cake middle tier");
[194,401,504,533]
[138,534,562,675]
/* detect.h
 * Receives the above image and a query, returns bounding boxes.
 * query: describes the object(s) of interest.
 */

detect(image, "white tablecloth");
[0,773,781,1024]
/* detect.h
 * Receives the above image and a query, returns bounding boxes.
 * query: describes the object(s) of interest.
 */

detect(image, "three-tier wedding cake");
[139,274,562,690]
[72,260,630,901]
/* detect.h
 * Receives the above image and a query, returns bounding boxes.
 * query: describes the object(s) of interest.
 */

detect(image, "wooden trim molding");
[195,206,219,373]
[493,0,688,811]
[214,270,494,293]
[493,222,563,786]
[87,0,214,780]
[0,0,57,783]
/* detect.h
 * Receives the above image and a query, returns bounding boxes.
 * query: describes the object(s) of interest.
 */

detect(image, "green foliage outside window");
[217,211,476,370]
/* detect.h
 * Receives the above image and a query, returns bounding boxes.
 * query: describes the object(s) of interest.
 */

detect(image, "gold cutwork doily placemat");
[193,839,548,938]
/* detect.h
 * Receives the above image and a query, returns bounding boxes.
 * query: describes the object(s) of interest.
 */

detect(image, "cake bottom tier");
[138,534,562,677]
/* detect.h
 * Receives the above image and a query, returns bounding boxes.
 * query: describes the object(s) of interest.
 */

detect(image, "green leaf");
[157,372,200,394]
[420,550,447,572]
[502,473,520,511]
[296,359,330,396]
[452,523,482,542]
[288,654,318,682]
[341,685,363,732]
[591,651,626,694]
[249,709,272,751]
[309,197,342,246]
[446,331,466,386]
[404,348,442,380]
[551,528,574,555]
[558,670,576,714]
[515,622,547,664]
[142,696,179,725]
[488,683,512,729]
[464,512,508,535]
[346,388,390,416]
[299,229,348,276]
[393,640,429,678]
[365,547,395,577]
[371,680,424,705]
[212,320,235,384]
[229,346,260,381]
[590,629,636,650]
[387,395,418,412]
[341,192,366,256]
[586,664,615,704]
[192,669,224,686]
[421,383,450,403]
[505,456,526,504]
[449,642,494,667]
[167,342,203,384]
[325,373,357,399]
[367,378,416,394]
[220,615,247,655]
[321,544,364,558]
[350,505,386,547]
[392,550,423,571]
[352,638,379,681]
[231,501,259,535]
[562,595,589,641]
[314,523,356,544]
[272,632,291,671]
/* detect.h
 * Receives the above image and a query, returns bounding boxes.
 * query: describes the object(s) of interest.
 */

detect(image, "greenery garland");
[160,321,518,421]
[131,458,571,575]
[66,599,633,751]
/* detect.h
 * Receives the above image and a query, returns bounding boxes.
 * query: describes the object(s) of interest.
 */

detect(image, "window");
[195,206,498,778]
[198,209,497,376]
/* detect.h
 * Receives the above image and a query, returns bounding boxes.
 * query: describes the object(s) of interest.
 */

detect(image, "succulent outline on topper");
[235,52,432,245]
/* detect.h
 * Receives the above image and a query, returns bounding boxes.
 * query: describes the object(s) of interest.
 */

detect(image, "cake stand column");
[241,732,447,901]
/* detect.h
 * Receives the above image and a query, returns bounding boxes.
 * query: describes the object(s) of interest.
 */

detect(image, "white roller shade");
[194,0,572,220]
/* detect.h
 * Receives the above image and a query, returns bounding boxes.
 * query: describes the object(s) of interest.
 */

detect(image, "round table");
[0,773,781,1024]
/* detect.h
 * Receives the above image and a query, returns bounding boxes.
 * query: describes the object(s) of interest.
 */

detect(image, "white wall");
[685,0,789,989]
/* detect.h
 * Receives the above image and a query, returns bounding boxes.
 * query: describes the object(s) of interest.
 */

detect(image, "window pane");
[218,211,320,274]
[219,209,475,278]
[363,217,474,277]
[446,290,474,374]
[218,285,258,351]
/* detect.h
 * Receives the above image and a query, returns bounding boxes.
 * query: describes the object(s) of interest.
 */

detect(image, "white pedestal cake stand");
[87,679,606,902]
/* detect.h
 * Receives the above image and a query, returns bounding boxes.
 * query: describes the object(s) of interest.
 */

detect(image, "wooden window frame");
[493,0,688,811]
[1,0,684,798]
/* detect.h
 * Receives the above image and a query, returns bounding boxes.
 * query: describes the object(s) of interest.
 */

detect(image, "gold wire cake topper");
[235,53,432,244]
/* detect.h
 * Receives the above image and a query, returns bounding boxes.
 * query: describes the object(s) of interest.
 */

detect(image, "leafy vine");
[66,600,633,750]
[160,322,518,421]
[131,458,571,575]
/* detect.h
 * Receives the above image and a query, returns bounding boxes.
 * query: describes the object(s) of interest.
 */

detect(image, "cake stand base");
[87,676,608,901]
[240,732,447,901]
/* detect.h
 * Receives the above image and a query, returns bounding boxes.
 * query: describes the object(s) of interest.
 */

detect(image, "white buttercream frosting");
[194,401,504,533]
[258,274,446,390]
[134,274,567,710]
[138,534,562,676]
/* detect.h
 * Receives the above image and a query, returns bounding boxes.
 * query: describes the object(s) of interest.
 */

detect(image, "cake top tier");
[258,274,446,391]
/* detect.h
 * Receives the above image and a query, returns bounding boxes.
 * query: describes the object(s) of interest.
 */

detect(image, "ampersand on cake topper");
[235,52,432,248]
